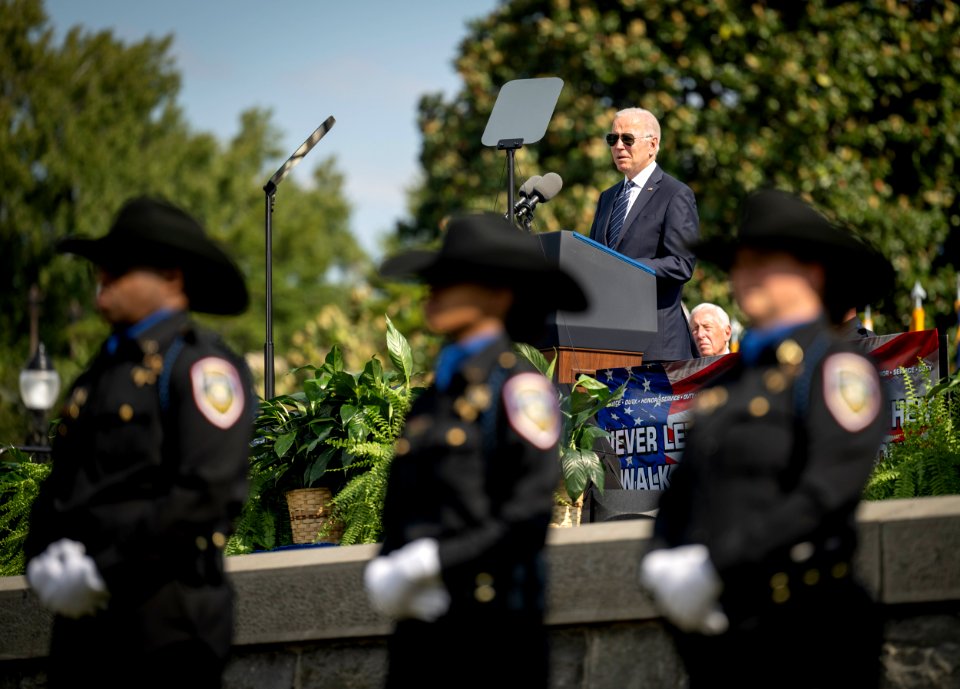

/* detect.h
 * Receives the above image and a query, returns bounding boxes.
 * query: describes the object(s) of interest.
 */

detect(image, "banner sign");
[594,330,941,491]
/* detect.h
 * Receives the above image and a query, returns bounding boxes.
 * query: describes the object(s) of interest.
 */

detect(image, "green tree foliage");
[1,0,366,442]
[402,0,960,344]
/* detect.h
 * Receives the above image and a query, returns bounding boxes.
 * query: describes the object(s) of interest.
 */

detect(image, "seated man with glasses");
[589,107,700,362]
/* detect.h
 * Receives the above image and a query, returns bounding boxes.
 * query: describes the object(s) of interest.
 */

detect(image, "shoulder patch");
[822,353,881,432]
[502,372,561,450]
[191,357,245,429]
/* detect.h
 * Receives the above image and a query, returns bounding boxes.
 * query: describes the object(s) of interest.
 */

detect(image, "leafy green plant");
[228,316,422,552]
[864,365,960,500]
[515,344,626,504]
[323,319,419,545]
[0,447,51,576]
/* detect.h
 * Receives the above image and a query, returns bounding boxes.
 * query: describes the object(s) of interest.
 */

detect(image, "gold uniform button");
[465,384,492,410]
[776,339,804,366]
[831,562,849,579]
[498,351,517,369]
[748,396,770,417]
[453,398,479,422]
[770,572,789,589]
[132,368,153,387]
[68,404,80,419]
[73,388,88,405]
[195,536,209,551]
[446,427,467,446]
[772,587,791,604]
[763,370,788,394]
[143,340,160,354]
[212,532,227,549]
[395,438,411,456]
[475,572,494,586]
[475,584,496,603]
[119,404,134,422]
[58,423,68,436]
[803,569,821,586]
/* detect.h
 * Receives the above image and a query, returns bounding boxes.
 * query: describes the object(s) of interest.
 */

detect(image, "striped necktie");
[606,180,635,249]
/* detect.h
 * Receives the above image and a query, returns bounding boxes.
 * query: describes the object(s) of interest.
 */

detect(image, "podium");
[534,231,658,383]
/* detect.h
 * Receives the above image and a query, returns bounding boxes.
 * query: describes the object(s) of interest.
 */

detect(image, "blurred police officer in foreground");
[639,189,893,688]
[25,197,254,689]
[364,213,588,689]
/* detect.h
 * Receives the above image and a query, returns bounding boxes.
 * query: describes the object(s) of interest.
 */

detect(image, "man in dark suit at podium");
[589,107,699,361]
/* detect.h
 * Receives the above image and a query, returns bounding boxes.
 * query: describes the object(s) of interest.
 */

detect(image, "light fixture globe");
[19,343,61,412]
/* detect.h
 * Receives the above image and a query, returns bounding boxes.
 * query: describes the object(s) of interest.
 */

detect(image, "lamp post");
[19,342,61,447]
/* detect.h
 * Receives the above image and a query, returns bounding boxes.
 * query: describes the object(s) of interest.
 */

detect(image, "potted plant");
[514,344,627,527]
[229,317,422,552]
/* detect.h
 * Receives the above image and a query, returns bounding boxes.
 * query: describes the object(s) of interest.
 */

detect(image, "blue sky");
[43,0,500,259]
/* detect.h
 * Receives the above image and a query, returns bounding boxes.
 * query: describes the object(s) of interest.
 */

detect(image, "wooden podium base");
[543,347,644,384]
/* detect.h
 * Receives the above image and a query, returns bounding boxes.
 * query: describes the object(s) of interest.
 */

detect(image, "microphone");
[518,175,542,198]
[514,172,563,219]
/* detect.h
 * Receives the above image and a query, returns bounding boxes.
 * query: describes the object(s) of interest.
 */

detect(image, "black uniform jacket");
[649,317,888,623]
[379,334,561,616]
[25,311,253,637]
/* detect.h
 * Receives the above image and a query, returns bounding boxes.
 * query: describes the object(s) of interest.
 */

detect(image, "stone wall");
[1,495,958,688]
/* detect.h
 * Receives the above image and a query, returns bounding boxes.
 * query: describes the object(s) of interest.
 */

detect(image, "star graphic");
[642,378,652,392]
[654,396,663,408]
[625,457,634,467]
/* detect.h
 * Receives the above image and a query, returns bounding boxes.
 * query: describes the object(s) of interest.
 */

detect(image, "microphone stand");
[262,115,335,400]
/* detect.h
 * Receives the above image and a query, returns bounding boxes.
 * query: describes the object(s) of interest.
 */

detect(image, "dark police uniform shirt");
[25,310,253,653]
[648,316,887,624]
[379,333,561,617]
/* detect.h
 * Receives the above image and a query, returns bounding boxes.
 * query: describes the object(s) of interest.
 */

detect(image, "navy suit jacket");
[589,166,699,361]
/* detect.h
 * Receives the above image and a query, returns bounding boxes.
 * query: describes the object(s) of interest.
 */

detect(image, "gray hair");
[690,302,731,328]
[615,107,661,152]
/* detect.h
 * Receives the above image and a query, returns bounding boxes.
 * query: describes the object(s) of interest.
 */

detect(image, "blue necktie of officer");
[605,180,636,249]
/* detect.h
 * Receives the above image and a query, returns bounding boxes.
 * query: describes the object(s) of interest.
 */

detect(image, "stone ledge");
[857,496,960,604]
[1,496,958,661]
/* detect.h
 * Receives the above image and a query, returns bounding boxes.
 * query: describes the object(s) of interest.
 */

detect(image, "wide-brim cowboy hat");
[380,212,588,313]
[58,196,249,315]
[692,188,895,309]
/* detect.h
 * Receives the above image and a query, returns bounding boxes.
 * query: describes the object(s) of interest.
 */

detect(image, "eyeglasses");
[605,133,654,147]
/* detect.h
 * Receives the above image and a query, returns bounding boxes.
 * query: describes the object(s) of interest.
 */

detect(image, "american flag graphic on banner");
[594,354,739,491]
[594,329,941,491]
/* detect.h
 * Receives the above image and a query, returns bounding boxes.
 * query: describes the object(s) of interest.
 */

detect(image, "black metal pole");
[506,148,516,226]
[497,138,523,227]
[264,190,275,400]
[260,116,336,402]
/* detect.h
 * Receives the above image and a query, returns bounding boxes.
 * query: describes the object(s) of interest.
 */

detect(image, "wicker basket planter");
[550,483,583,528]
[284,487,344,544]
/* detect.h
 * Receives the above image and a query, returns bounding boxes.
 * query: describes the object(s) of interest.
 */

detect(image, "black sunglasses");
[605,133,654,147]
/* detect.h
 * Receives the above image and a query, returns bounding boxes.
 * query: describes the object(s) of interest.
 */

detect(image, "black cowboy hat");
[58,196,249,315]
[380,212,588,313]
[692,188,895,311]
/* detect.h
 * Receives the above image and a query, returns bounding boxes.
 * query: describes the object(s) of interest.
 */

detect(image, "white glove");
[405,584,451,622]
[364,538,447,621]
[27,539,109,619]
[639,544,729,635]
